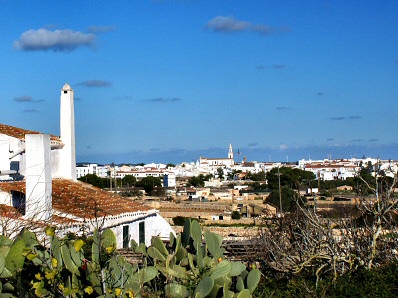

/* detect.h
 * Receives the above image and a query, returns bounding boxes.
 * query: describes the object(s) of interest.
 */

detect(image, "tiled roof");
[0,179,150,219]
[0,123,61,142]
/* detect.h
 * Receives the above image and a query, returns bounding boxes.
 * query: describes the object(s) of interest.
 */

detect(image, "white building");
[0,83,173,246]
[199,144,235,169]
[76,163,109,179]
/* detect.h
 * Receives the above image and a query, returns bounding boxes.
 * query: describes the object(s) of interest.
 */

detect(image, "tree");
[187,176,205,188]
[187,174,212,188]
[136,176,162,195]
[78,174,108,189]
[227,169,242,180]
[247,171,266,181]
[265,186,297,212]
[216,167,224,180]
[121,175,136,188]
[231,211,241,220]
[266,167,315,191]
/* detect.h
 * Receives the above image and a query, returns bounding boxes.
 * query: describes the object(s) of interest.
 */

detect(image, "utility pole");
[277,166,282,213]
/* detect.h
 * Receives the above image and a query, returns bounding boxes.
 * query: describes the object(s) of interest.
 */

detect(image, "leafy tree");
[187,176,205,188]
[121,175,136,188]
[78,174,108,189]
[266,167,315,190]
[166,163,175,168]
[227,169,242,180]
[216,167,224,180]
[136,176,162,194]
[247,171,266,181]
[266,186,297,212]
[231,211,242,220]
[187,174,212,187]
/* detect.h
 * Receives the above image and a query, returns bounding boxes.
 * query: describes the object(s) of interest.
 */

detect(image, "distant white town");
[77,143,397,188]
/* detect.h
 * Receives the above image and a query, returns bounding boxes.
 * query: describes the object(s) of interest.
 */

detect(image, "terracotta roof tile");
[0,123,61,142]
[0,179,150,219]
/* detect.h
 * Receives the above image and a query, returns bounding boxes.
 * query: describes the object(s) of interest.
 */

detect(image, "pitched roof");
[0,123,61,142]
[0,179,150,219]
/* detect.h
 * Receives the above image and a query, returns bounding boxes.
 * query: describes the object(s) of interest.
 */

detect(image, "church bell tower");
[228,144,234,159]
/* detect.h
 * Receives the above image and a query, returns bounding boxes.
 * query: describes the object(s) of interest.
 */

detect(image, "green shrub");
[231,210,242,220]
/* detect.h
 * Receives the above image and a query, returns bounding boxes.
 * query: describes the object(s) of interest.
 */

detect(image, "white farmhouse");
[0,83,174,247]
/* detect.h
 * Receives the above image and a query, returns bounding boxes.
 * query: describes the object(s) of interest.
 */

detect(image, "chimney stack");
[60,83,76,181]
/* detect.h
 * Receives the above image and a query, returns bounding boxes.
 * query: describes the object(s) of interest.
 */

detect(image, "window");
[12,191,26,215]
[123,225,129,248]
[139,221,145,244]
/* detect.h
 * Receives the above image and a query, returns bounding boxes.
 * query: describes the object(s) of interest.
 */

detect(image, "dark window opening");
[63,91,68,94]
[139,221,145,244]
[10,161,19,172]
[12,191,26,215]
[123,225,129,248]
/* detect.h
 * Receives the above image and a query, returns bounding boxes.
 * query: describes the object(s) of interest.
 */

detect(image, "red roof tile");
[0,123,61,142]
[0,179,150,219]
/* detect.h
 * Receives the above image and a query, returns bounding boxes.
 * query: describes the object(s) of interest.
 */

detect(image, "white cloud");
[279,144,288,150]
[14,28,95,52]
[206,16,289,35]
[206,16,250,32]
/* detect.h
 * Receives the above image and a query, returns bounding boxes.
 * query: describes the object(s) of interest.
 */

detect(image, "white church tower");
[228,143,234,159]
[59,83,76,181]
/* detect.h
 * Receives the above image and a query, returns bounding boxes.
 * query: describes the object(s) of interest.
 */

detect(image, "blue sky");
[1,0,398,164]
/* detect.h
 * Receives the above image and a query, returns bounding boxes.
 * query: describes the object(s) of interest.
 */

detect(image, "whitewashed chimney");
[25,134,52,221]
[60,83,77,181]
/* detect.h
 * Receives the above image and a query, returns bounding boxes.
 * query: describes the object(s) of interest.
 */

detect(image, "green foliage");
[187,174,213,188]
[231,211,242,220]
[121,174,137,187]
[78,173,109,188]
[173,216,189,226]
[266,186,297,212]
[255,262,398,298]
[136,176,162,194]
[216,167,224,180]
[246,171,266,181]
[0,221,260,297]
[266,167,315,190]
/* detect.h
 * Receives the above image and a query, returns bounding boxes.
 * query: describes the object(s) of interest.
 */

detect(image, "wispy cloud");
[349,115,362,120]
[329,115,362,121]
[13,96,44,103]
[255,64,267,70]
[279,144,288,150]
[87,25,116,33]
[205,16,288,35]
[272,64,286,69]
[114,95,133,101]
[256,64,287,70]
[248,142,258,147]
[14,96,33,103]
[369,138,379,142]
[144,97,182,103]
[23,109,39,113]
[77,80,112,87]
[276,106,290,111]
[14,28,95,52]
[330,116,346,121]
